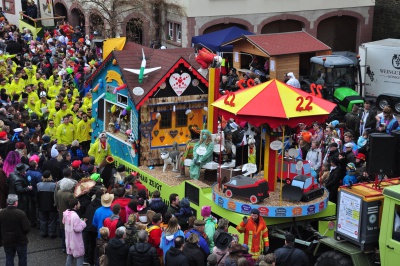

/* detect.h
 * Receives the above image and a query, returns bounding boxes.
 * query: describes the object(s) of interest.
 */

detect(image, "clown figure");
[189,129,214,180]
[88,132,111,165]
[248,135,256,164]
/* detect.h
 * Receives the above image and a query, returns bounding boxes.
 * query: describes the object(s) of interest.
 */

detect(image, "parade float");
[87,42,338,238]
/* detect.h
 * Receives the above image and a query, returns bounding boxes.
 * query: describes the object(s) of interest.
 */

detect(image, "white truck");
[359,38,400,113]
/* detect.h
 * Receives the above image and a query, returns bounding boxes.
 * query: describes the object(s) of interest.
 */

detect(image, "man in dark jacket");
[165,236,189,266]
[324,142,339,165]
[36,170,57,238]
[274,233,308,266]
[325,157,342,204]
[359,100,377,136]
[83,189,103,265]
[0,194,31,266]
[106,226,130,266]
[7,163,32,217]
[127,230,160,266]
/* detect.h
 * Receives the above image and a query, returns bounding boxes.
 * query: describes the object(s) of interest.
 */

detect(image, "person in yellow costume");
[88,132,111,166]
[76,112,94,152]
[47,79,62,99]
[0,59,7,75]
[65,94,76,109]
[82,91,92,110]
[0,78,8,91]
[26,85,39,112]
[48,70,62,84]
[9,76,25,95]
[55,102,73,127]
[56,116,75,145]
[35,91,54,119]
[37,74,52,89]
[45,119,57,140]
[48,100,62,123]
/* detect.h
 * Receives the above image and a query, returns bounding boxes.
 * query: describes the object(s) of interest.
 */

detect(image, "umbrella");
[212,79,336,128]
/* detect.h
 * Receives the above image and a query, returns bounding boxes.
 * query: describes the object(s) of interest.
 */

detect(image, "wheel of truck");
[393,99,400,114]
[225,189,233,198]
[249,195,258,204]
[377,96,391,111]
[315,251,353,266]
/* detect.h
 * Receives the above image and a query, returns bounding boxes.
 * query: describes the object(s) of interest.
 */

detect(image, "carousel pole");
[280,126,285,206]
[207,67,220,133]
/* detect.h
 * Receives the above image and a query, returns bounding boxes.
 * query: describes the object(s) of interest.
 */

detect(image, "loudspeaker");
[392,130,400,176]
[367,133,396,175]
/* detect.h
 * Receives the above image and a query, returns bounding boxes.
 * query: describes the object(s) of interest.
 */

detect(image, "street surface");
[0,228,67,265]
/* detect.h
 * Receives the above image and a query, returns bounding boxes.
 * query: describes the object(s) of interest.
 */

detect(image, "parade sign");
[337,191,362,241]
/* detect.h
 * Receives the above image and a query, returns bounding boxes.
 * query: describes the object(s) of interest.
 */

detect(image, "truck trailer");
[359,38,400,113]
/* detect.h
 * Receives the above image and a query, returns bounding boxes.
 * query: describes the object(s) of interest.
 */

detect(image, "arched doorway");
[203,23,247,34]
[261,20,303,34]
[54,3,68,21]
[126,18,143,44]
[89,13,104,37]
[70,8,85,29]
[317,16,358,52]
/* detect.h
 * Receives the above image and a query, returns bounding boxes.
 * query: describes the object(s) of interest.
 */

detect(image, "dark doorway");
[317,16,358,52]
[261,20,303,34]
[89,13,104,37]
[203,23,247,34]
[54,3,68,21]
[126,18,143,44]
[70,8,85,30]
[299,52,316,77]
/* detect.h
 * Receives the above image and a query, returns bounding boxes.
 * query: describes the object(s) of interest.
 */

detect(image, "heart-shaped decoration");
[169,73,191,96]
[139,120,158,138]
[154,130,159,137]
[169,130,178,139]
[160,136,165,142]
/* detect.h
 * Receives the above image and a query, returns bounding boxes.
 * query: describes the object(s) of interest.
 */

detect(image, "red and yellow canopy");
[212,79,336,128]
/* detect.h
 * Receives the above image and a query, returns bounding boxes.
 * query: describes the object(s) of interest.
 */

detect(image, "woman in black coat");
[182,233,206,266]
[325,157,343,204]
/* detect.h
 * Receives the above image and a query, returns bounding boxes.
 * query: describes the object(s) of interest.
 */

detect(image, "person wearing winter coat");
[127,229,160,266]
[36,170,57,237]
[103,203,124,238]
[92,193,114,238]
[165,236,190,266]
[105,226,130,266]
[185,219,210,256]
[149,190,167,217]
[201,205,217,253]
[147,213,163,260]
[325,157,342,204]
[160,217,185,260]
[305,140,322,175]
[7,163,32,217]
[83,189,104,265]
[182,232,207,266]
[26,160,42,227]
[63,198,87,266]
[213,232,233,266]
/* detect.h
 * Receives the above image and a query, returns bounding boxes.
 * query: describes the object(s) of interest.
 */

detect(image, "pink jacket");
[63,209,86,258]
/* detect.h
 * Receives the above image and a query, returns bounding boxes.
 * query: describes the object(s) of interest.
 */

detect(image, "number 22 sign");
[296,96,313,111]
[224,90,236,107]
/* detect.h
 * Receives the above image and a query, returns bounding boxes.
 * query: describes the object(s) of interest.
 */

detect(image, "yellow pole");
[207,67,220,133]
[279,127,285,206]
[263,133,270,182]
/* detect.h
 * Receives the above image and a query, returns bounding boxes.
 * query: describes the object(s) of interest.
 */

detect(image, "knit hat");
[71,160,82,168]
[98,132,108,152]
[356,153,366,161]
[201,206,211,217]
[250,208,260,215]
[90,173,103,183]
[51,144,59,158]
[347,162,356,172]
[42,135,51,143]
[15,142,26,149]
[0,131,7,140]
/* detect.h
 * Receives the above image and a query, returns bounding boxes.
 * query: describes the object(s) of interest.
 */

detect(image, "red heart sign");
[169,73,191,96]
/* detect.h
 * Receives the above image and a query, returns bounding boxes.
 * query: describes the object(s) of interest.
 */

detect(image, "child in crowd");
[343,162,358,186]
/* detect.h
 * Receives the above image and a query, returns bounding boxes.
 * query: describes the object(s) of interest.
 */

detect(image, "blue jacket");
[185,229,210,256]
[343,173,358,186]
[92,206,112,238]
[160,230,185,259]
[26,168,42,194]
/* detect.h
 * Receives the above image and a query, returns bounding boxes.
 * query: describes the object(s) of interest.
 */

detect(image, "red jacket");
[147,223,162,257]
[111,198,131,223]
[135,181,148,195]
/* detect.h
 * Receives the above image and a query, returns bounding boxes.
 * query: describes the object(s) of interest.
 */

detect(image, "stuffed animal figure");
[161,149,174,172]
